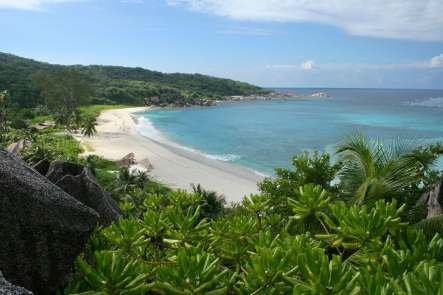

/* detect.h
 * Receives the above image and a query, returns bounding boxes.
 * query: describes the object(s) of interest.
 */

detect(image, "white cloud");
[167,0,443,42]
[0,0,81,10]
[268,60,428,72]
[301,60,314,70]
[430,53,443,68]
[217,28,273,36]
[120,0,144,4]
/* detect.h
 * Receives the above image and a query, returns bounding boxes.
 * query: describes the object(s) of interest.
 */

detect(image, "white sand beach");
[81,107,264,202]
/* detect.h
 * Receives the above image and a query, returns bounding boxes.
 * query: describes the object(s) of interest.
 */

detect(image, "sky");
[1,0,443,89]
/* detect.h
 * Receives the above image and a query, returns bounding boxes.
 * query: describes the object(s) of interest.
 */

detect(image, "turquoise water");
[137,88,443,175]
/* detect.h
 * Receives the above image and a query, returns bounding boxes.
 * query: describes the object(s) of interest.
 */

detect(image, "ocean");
[135,88,443,176]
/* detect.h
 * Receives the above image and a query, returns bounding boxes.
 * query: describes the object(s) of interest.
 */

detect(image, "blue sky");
[1,0,443,89]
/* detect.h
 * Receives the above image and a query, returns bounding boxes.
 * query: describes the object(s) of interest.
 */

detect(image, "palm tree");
[115,166,136,193]
[81,117,98,137]
[191,184,226,219]
[135,170,149,189]
[336,134,422,204]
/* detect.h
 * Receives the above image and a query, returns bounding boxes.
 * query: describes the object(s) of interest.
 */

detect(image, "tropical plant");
[317,199,407,253]
[82,116,98,137]
[288,184,332,234]
[154,248,229,294]
[57,134,443,295]
[235,246,294,294]
[69,251,151,294]
[102,218,147,258]
[166,205,210,247]
[285,248,360,295]
[192,184,226,219]
[337,134,422,204]
[259,151,341,216]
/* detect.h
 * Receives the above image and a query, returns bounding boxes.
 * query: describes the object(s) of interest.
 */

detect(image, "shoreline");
[81,107,264,202]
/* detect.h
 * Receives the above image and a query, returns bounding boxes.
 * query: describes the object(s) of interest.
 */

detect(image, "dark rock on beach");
[0,148,99,294]
[417,173,443,218]
[116,152,137,167]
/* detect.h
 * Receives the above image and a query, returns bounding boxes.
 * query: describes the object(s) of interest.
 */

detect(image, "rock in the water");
[0,271,33,295]
[0,148,99,294]
[47,161,120,226]
[116,152,137,167]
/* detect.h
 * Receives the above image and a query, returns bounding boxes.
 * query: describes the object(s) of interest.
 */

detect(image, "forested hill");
[0,52,270,107]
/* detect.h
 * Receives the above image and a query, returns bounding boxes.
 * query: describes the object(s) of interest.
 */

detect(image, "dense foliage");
[0,52,269,108]
[2,93,443,294]
[58,136,443,294]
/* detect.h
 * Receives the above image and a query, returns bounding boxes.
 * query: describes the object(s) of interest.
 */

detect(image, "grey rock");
[0,271,33,295]
[6,140,31,155]
[139,158,154,172]
[52,163,120,226]
[426,174,443,218]
[0,148,99,294]
[417,173,443,219]
[46,161,84,183]
[32,159,51,176]
[116,152,136,167]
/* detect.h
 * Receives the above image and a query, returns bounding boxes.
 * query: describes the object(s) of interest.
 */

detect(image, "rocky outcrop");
[32,159,51,176]
[46,161,84,183]
[0,148,99,294]
[139,158,154,172]
[0,271,33,295]
[116,152,137,167]
[30,121,55,131]
[417,174,443,218]
[6,139,31,155]
[44,161,120,226]
[310,91,329,98]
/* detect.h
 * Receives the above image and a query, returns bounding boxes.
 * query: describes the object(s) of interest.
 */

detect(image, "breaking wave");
[408,97,443,108]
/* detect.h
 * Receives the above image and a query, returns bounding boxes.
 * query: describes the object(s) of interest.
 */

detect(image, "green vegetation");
[32,69,92,125]
[1,77,443,293]
[0,52,270,108]
[21,132,83,164]
[81,117,98,138]
[0,90,9,142]
[79,104,132,118]
[56,135,443,294]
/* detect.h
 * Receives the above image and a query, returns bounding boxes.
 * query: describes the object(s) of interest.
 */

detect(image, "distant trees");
[32,69,92,125]
[0,90,9,143]
[1,53,269,108]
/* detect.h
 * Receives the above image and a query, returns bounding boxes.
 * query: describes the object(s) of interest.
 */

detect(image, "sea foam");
[135,115,242,163]
[409,97,443,108]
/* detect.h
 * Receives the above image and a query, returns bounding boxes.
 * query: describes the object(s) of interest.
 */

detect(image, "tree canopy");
[0,52,269,108]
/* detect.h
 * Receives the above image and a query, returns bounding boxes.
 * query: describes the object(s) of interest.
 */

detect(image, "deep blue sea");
[137,88,443,176]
